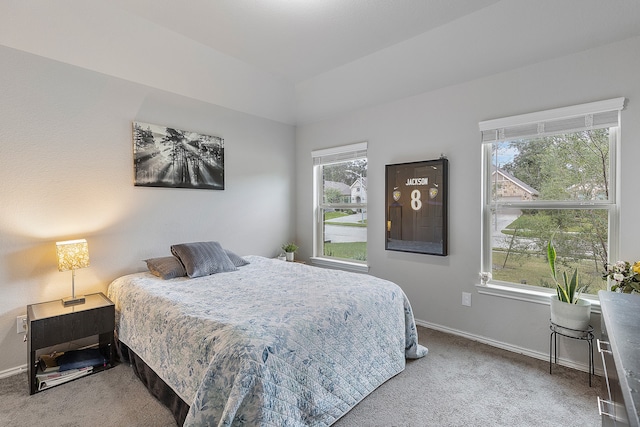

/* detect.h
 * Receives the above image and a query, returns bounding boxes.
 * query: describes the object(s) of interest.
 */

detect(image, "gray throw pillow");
[145,256,187,279]
[171,241,237,278]
[225,249,250,267]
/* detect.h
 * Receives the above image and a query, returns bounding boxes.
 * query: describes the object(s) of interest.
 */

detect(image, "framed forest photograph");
[385,158,448,256]
[133,122,224,190]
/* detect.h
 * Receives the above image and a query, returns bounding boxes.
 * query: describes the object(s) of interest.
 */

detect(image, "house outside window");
[312,142,368,272]
[479,98,624,298]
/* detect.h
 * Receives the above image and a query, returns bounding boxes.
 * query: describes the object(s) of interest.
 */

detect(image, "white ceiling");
[3,0,640,124]
[110,0,501,83]
[109,0,640,85]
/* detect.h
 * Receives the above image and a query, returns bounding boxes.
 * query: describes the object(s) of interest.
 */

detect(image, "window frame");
[311,142,369,273]
[478,98,624,303]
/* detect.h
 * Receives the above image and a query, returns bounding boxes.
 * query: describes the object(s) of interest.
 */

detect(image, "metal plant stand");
[549,320,595,387]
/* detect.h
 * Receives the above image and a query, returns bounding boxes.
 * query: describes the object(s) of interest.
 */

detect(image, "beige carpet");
[0,327,601,426]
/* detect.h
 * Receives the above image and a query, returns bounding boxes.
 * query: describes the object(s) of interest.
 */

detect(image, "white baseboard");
[415,319,603,377]
[0,364,27,380]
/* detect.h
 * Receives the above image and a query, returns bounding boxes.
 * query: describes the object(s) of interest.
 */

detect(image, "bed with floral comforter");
[107,255,427,426]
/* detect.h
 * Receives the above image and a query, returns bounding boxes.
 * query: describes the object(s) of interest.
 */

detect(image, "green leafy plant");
[603,260,640,293]
[547,239,585,304]
[281,242,298,253]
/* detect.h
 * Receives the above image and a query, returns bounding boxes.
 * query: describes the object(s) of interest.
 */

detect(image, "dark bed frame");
[117,340,189,426]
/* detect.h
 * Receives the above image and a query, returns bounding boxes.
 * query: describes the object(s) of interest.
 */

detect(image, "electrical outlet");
[16,315,27,334]
[462,292,472,307]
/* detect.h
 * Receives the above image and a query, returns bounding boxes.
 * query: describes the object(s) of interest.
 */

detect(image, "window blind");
[312,142,367,166]
[479,97,625,143]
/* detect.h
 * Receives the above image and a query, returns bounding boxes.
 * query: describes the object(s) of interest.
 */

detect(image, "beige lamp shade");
[56,239,90,272]
[56,239,89,306]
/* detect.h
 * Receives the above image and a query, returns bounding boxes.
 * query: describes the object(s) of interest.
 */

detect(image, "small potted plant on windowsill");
[547,239,591,335]
[281,243,298,262]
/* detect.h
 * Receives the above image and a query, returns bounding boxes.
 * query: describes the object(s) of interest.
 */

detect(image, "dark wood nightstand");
[27,292,115,394]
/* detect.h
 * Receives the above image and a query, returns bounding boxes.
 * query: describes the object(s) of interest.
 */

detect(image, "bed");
[107,251,427,426]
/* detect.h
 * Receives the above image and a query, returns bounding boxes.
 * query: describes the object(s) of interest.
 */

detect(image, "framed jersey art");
[385,158,448,255]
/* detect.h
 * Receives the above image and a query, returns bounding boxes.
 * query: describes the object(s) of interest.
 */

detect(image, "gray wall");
[295,36,640,371]
[0,46,296,373]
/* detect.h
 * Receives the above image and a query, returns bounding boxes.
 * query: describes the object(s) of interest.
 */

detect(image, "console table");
[599,291,639,427]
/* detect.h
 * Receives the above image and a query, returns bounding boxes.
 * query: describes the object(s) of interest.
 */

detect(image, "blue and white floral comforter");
[108,256,427,426]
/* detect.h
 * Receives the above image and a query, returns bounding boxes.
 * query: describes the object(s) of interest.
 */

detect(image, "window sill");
[475,283,601,315]
[310,257,369,274]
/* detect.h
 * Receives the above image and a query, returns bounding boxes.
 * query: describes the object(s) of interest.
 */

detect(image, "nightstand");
[27,292,115,394]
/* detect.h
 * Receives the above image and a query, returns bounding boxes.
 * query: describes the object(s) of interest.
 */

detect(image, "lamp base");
[62,295,86,307]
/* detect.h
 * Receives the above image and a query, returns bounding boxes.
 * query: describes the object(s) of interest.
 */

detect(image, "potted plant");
[603,260,640,293]
[281,243,298,262]
[547,240,591,335]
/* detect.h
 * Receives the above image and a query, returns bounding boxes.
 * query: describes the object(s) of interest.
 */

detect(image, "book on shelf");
[36,366,92,381]
[38,352,63,373]
[56,348,108,371]
[36,366,92,391]
[34,348,109,391]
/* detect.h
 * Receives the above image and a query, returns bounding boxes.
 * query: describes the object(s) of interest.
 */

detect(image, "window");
[480,98,624,297]
[312,142,368,271]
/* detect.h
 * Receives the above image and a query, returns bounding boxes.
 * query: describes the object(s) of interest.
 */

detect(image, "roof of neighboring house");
[492,166,539,196]
[325,181,351,195]
[350,177,367,190]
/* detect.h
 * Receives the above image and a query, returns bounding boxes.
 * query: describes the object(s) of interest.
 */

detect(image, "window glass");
[315,157,367,263]
[481,100,622,297]
[490,208,608,294]
[491,129,611,203]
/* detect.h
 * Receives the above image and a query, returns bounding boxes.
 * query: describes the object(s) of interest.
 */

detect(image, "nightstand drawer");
[29,306,114,348]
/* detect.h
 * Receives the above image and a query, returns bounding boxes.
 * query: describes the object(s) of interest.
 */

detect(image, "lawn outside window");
[311,142,368,272]
[479,98,625,302]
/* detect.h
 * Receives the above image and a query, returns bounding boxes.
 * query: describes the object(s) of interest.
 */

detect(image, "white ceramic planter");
[285,252,295,262]
[550,295,591,334]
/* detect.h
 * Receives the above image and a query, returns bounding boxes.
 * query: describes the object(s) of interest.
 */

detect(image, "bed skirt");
[117,340,189,426]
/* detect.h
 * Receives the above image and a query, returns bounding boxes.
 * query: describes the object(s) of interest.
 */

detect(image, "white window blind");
[312,142,367,165]
[479,97,625,143]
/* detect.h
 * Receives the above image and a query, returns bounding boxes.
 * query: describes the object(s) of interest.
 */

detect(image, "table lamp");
[56,239,90,306]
